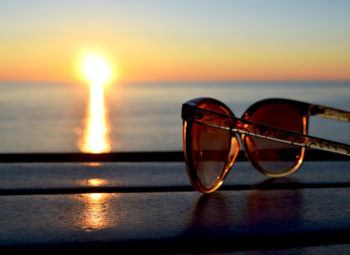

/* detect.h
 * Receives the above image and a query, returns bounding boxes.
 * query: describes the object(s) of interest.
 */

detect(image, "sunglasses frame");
[182,97,350,193]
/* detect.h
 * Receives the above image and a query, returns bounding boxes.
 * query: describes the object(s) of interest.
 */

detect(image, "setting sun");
[82,54,113,85]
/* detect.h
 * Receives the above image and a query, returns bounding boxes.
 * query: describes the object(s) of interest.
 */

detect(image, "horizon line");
[0,78,350,85]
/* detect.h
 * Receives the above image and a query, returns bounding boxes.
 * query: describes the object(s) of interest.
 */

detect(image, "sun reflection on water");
[80,81,111,153]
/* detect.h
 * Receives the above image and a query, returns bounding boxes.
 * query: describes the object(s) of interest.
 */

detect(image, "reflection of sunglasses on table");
[182,97,350,193]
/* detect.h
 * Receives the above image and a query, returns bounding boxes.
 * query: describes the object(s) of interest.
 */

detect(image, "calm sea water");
[0,81,349,152]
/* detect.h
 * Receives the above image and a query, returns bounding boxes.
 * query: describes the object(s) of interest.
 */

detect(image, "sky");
[0,0,350,82]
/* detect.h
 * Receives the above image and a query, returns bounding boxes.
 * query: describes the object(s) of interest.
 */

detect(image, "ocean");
[0,81,349,153]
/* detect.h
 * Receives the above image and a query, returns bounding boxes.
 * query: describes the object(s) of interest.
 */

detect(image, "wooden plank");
[0,188,349,253]
[0,161,349,195]
[0,161,349,253]
[0,149,348,163]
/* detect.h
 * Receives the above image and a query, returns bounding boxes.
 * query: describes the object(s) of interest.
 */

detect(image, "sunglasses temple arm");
[309,104,350,122]
[182,103,350,157]
[233,118,350,157]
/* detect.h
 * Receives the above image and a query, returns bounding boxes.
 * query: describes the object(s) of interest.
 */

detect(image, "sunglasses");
[182,97,350,193]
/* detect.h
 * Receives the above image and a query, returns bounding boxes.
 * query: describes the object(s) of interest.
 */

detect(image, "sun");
[81,53,113,84]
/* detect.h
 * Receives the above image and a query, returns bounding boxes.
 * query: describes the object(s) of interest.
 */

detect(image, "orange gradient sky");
[1,0,350,82]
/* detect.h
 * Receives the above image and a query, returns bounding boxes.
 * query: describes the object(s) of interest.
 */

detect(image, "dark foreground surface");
[0,152,349,254]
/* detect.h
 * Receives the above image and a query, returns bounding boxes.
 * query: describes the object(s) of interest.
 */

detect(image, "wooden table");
[0,152,349,254]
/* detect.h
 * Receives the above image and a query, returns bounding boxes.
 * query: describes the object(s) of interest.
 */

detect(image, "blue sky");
[1,0,349,81]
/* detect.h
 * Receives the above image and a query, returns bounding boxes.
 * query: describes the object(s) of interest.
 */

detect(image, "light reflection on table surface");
[74,193,116,231]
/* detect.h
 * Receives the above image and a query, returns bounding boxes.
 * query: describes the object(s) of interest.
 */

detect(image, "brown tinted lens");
[189,102,238,189]
[244,102,305,175]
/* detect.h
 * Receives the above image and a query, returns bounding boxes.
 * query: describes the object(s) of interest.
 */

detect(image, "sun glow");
[79,53,113,153]
[82,54,113,84]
